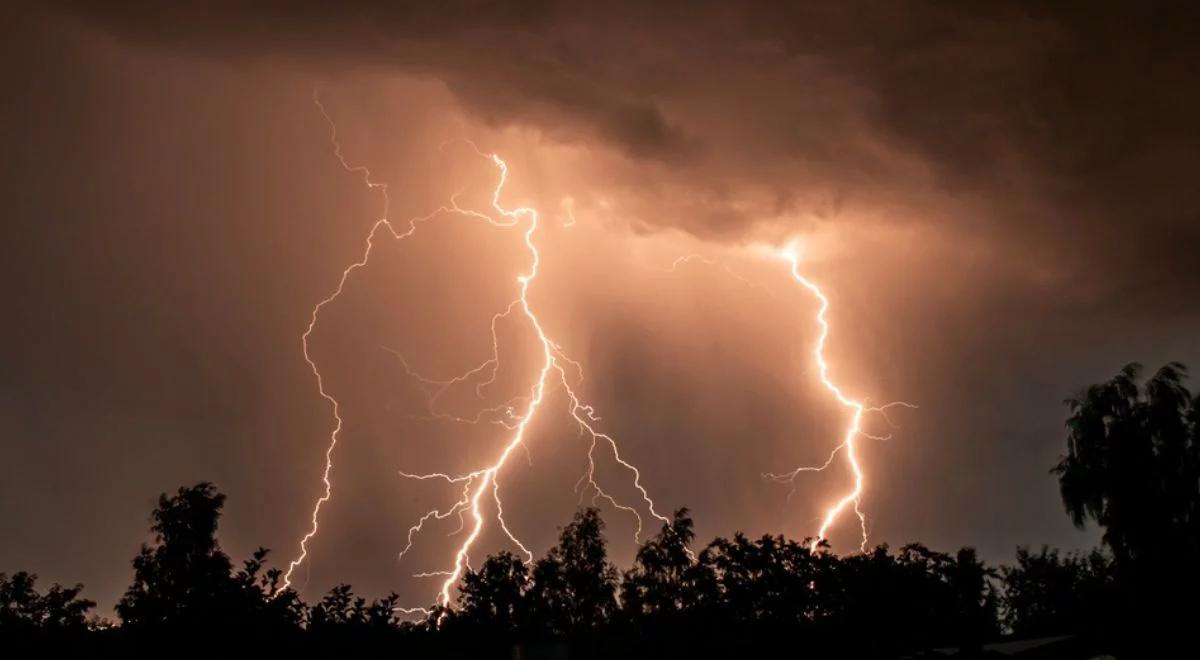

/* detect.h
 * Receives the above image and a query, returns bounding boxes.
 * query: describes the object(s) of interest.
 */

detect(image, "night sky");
[3,2,1199,612]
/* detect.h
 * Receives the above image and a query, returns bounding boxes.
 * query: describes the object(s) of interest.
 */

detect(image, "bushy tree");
[0,572,94,631]
[1001,546,1113,637]
[309,584,400,629]
[946,547,1000,651]
[1053,362,1200,640]
[1054,363,1200,569]
[454,551,529,635]
[1050,361,1200,647]
[701,532,826,625]
[620,508,707,618]
[116,483,302,630]
[825,543,998,654]
[525,508,617,635]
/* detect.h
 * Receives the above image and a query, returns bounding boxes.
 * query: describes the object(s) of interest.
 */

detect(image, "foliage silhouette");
[619,508,709,619]
[1054,362,1200,567]
[310,583,402,628]
[0,482,1121,657]
[116,482,304,633]
[1000,546,1113,638]
[1052,362,1200,645]
[523,507,618,637]
[8,362,1200,656]
[452,551,529,636]
[0,571,94,631]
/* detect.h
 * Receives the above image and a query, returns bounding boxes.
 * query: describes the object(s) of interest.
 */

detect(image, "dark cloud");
[50,1,1200,305]
[53,1,693,161]
[5,1,1199,612]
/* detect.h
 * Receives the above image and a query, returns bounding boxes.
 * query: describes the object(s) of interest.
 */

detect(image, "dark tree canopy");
[117,483,235,626]
[1000,546,1113,638]
[434,509,1005,655]
[13,357,1200,657]
[524,507,618,636]
[1052,362,1200,641]
[309,583,401,629]
[453,551,529,635]
[116,482,303,631]
[620,508,708,618]
[1053,363,1200,570]
[0,572,94,631]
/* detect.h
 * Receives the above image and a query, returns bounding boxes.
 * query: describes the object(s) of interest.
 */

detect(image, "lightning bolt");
[765,246,916,552]
[281,93,668,608]
[667,248,914,552]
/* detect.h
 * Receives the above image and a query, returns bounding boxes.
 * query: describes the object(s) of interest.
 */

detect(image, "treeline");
[437,508,1118,657]
[0,483,1114,658]
[3,361,1199,658]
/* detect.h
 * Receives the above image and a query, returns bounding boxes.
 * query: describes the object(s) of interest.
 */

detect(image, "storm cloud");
[55,1,1200,301]
[3,1,1198,612]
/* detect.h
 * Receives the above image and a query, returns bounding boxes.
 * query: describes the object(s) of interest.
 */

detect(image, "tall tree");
[1053,363,1200,569]
[525,508,617,635]
[116,483,302,630]
[117,483,236,627]
[454,551,529,635]
[701,532,824,625]
[0,572,94,631]
[947,547,1000,652]
[1053,362,1200,644]
[1001,546,1113,637]
[620,508,705,618]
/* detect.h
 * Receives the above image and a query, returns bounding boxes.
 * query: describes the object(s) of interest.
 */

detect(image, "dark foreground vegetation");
[3,363,1198,658]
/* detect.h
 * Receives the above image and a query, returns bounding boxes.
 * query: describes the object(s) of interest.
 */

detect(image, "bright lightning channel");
[667,248,913,552]
[280,94,668,611]
[765,245,916,552]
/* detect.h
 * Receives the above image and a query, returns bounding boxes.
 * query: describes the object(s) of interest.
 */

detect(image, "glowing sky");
[3,2,1199,611]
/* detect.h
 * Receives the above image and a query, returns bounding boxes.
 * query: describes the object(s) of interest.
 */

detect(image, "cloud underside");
[58,1,1200,306]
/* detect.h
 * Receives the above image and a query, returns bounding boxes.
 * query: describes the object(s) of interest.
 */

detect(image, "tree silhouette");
[7,452,1176,658]
[116,483,303,631]
[309,584,361,627]
[525,507,617,636]
[946,547,1000,652]
[1000,546,1113,637]
[232,546,307,633]
[1053,362,1200,569]
[701,532,824,625]
[619,508,707,619]
[309,583,400,628]
[453,551,529,636]
[820,543,998,654]
[117,483,236,627]
[0,572,94,631]
[1051,362,1200,645]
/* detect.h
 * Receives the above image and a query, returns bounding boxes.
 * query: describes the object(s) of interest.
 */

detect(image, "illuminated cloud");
[5,2,1198,612]
[55,1,1200,303]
